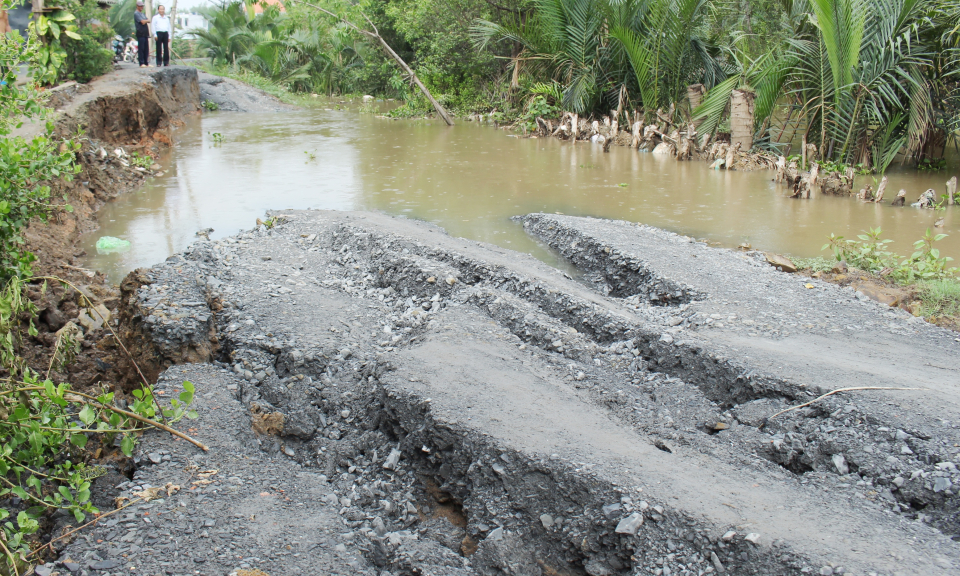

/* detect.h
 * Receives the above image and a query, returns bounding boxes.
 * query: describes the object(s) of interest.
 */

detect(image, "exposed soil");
[16,64,289,394]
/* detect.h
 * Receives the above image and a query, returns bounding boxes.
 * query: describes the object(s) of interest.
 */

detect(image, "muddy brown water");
[81,109,960,283]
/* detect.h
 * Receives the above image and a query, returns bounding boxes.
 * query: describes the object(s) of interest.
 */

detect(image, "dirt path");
[91,209,960,576]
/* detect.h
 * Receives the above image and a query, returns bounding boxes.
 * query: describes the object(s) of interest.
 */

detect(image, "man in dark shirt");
[133,1,150,67]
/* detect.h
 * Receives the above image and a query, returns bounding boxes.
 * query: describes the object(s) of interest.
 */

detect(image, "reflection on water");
[81,109,960,283]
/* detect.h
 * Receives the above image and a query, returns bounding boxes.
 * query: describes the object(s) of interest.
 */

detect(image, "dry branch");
[294,0,454,126]
[760,386,925,428]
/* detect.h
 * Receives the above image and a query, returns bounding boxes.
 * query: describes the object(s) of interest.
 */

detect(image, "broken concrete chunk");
[764,252,797,273]
[614,512,643,535]
[832,454,849,475]
[744,533,761,544]
[78,303,111,331]
[383,448,401,470]
[601,503,621,519]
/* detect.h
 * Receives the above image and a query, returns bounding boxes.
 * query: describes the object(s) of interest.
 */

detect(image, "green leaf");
[70,433,87,448]
[64,29,82,40]
[186,410,199,420]
[120,435,135,457]
[78,405,96,425]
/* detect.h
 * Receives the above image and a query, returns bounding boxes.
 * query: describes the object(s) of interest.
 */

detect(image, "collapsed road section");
[111,210,959,576]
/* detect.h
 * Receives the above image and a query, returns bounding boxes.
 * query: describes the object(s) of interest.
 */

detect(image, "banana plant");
[28,10,82,85]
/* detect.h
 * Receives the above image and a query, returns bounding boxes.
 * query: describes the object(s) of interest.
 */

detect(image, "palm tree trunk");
[730,89,755,151]
[687,84,704,118]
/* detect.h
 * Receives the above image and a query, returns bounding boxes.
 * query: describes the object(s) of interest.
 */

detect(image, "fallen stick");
[761,386,925,428]
[294,0,454,126]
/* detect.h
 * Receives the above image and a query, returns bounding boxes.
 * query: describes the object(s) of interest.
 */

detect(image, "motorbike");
[122,39,138,63]
[112,35,125,62]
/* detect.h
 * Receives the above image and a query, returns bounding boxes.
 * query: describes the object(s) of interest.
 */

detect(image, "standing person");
[133,1,150,67]
[152,5,171,67]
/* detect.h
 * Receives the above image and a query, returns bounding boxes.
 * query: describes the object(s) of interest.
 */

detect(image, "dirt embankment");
[17,66,201,391]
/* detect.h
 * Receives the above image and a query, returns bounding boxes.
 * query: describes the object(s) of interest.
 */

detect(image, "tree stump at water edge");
[947,176,957,205]
[915,189,936,208]
[892,189,906,206]
[725,142,741,171]
[873,176,888,203]
[730,89,755,151]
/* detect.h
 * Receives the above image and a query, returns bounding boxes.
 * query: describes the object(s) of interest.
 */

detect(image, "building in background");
[175,12,208,38]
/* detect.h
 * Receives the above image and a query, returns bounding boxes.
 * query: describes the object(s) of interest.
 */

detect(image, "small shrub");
[823,227,958,284]
[62,23,113,83]
[130,151,153,169]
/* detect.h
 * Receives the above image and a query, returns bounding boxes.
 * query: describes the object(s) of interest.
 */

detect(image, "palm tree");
[609,0,726,118]
[472,0,611,114]
[472,0,725,118]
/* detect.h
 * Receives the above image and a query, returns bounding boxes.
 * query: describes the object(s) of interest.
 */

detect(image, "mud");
[111,209,960,576]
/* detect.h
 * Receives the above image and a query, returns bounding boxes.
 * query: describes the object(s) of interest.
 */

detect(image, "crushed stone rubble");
[53,210,960,576]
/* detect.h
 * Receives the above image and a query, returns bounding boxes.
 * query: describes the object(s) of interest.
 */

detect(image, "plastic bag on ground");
[96,236,131,254]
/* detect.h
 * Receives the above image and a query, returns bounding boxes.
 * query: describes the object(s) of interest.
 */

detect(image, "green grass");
[917,279,960,318]
[792,256,835,273]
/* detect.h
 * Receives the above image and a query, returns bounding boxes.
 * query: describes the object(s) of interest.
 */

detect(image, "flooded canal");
[81,109,959,282]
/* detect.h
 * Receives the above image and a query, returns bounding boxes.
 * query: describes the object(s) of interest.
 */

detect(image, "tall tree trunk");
[687,84,704,116]
[730,89,755,151]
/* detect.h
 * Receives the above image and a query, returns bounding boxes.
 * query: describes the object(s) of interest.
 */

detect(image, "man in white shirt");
[151,5,172,67]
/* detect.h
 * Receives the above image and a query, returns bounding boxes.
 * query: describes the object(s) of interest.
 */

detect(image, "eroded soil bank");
[53,209,960,576]
[17,65,290,394]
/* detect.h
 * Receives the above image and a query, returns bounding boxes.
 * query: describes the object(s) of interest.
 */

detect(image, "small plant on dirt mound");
[824,228,958,284]
[0,277,202,572]
[130,151,154,169]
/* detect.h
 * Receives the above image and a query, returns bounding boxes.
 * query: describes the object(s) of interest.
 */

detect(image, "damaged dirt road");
[70,210,960,576]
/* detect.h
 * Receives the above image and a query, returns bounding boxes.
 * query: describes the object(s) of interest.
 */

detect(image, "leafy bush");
[518,95,559,132]
[0,32,80,280]
[27,9,82,85]
[824,228,958,284]
[62,23,114,83]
